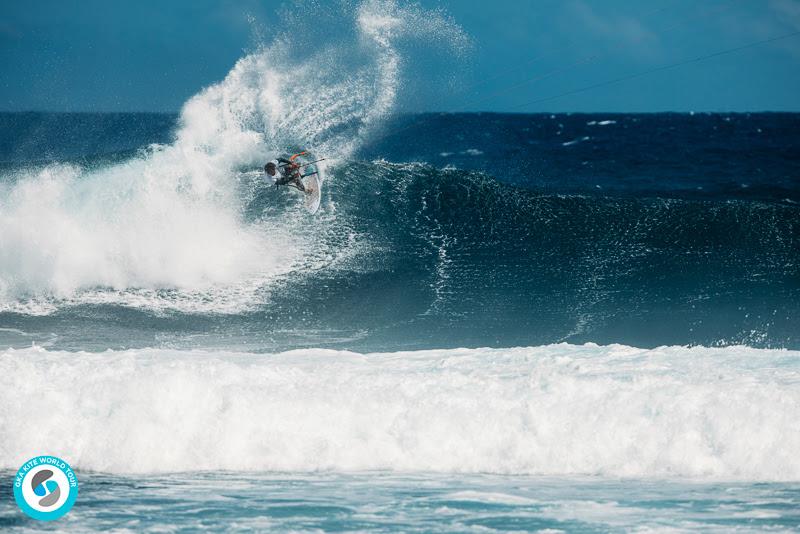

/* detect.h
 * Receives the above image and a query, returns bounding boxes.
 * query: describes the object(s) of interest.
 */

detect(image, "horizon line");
[2,109,799,115]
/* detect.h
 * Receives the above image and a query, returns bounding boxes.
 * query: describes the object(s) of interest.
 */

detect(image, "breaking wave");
[0,0,467,315]
[1,343,798,479]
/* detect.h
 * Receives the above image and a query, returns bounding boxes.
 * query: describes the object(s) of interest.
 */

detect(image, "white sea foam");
[1,343,798,479]
[562,136,591,147]
[0,0,467,315]
[0,159,294,315]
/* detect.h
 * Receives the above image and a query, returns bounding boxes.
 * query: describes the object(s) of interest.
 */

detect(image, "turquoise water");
[2,473,799,532]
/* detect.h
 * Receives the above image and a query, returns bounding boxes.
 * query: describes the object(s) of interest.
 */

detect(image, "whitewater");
[2,343,799,479]
[0,1,468,316]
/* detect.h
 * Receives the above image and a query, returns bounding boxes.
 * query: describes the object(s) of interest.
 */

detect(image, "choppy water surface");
[2,472,799,533]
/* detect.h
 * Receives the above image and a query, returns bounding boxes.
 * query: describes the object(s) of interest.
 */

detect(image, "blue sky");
[1,0,799,112]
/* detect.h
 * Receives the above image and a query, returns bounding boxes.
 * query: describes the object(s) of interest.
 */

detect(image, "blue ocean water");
[1,111,798,351]
[1,110,799,532]
[1,2,800,530]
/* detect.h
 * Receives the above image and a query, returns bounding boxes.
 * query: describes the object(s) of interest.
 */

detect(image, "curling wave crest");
[0,0,467,315]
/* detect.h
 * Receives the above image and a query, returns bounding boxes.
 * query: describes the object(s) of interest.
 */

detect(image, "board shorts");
[277,173,305,191]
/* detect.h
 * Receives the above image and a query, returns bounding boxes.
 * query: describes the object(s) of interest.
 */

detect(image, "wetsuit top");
[271,158,298,185]
[271,152,307,186]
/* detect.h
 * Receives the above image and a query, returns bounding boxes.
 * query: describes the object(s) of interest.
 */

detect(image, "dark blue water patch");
[252,162,800,350]
[360,112,800,203]
[0,112,177,164]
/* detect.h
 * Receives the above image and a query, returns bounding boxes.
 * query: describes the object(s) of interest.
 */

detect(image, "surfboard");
[296,153,322,214]
[303,172,321,214]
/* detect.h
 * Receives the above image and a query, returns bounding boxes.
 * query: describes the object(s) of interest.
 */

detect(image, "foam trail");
[1,343,798,479]
[0,0,467,315]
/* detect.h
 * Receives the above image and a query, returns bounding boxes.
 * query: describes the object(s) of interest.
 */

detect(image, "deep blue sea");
[1,111,798,351]
[1,4,800,526]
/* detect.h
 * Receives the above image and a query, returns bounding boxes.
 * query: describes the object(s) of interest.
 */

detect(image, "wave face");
[5,149,799,350]
[1,343,799,478]
[1,129,799,350]
[263,160,799,350]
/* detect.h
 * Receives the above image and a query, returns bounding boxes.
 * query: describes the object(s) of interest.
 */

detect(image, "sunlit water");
[2,472,799,533]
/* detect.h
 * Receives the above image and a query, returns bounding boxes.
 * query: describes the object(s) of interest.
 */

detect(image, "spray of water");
[0,0,468,315]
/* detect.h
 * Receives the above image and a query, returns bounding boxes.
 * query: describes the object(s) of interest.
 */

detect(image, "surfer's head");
[265,162,276,176]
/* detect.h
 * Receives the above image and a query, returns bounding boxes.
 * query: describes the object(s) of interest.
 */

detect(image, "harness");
[273,152,307,187]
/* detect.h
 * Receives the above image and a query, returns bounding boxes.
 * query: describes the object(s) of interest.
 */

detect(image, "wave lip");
[0,0,471,317]
[2,343,798,479]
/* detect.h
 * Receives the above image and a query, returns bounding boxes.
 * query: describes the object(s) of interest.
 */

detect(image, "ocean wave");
[0,0,467,317]
[0,1,796,350]
[1,159,798,348]
[1,343,798,479]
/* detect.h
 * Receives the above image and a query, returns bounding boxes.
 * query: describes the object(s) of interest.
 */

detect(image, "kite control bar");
[278,157,326,169]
